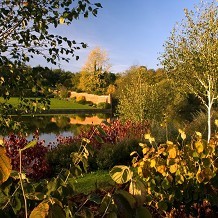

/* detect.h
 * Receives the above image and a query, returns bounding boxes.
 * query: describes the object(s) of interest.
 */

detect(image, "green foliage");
[161,1,218,141]
[47,143,80,175]
[0,0,102,132]
[78,47,117,95]
[110,130,218,217]
[76,95,86,104]
[116,66,177,122]
[97,102,111,109]
[73,171,114,194]
[0,147,12,184]
[92,139,141,170]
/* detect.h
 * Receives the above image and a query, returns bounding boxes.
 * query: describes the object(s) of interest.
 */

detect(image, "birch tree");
[161,1,218,142]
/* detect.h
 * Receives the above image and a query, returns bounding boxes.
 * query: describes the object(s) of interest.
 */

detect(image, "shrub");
[110,130,218,217]
[46,141,80,175]
[48,120,149,172]
[93,139,141,170]
[97,102,111,109]
[4,134,50,179]
[76,95,86,104]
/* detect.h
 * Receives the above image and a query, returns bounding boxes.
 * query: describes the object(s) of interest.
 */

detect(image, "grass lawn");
[0,97,94,110]
[73,171,115,194]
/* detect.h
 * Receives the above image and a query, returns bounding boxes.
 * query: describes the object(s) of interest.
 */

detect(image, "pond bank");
[41,108,112,114]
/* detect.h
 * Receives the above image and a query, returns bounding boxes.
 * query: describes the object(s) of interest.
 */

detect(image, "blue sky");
[31,0,202,73]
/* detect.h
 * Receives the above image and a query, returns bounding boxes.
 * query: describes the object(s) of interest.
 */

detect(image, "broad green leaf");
[110,165,133,184]
[196,170,204,183]
[157,201,168,211]
[30,198,65,218]
[135,206,152,218]
[129,179,146,206]
[11,195,21,214]
[99,193,116,215]
[161,178,171,189]
[115,190,136,209]
[26,192,46,201]
[94,135,104,143]
[48,202,65,218]
[20,140,37,151]
[0,147,12,184]
[97,126,107,136]
[113,191,134,218]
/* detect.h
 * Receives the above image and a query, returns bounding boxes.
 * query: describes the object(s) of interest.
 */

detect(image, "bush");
[76,95,86,104]
[4,134,50,179]
[46,141,80,175]
[92,139,141,170]
[110,130,218,217]
[97,102,111,109]
[46,120,150,172]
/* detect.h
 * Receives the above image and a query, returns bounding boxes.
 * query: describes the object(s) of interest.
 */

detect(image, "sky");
[31,0,202,73]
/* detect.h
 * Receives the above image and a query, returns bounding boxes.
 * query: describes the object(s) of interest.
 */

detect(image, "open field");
[0,97,93,110]
[74,171,115,194]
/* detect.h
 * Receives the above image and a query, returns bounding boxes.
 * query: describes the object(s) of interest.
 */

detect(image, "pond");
[1,113,111,145]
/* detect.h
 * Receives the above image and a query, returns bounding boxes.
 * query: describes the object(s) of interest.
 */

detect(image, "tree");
[161,1,218,142]
[0,0,102,132]
[81,47,111,73]
[78,47,111,94]
[116,66,174,122]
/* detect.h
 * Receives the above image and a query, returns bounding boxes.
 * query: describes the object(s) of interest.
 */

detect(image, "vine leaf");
[0,147,12,184]
[30,198,65,218]
[129,179,146,206]
[110,165,133,184]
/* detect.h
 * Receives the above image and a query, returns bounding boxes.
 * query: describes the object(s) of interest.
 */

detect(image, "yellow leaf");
[169,164,177,174]
[150,159,156,168]
[59,17,65,24]
[30,200,49,218]
[138,166,143,176]
[156,165,166,175]
[215,119,218,127]
[195,141,204,153]
[196,170,204,183]
[0,147,12,184]
[144,134,155,143]
[142,147,149,155]
[129,179,146,206]
[178,129,186,140]
[144,134,151,140]
[0,137,3,145]
[168,147,177,158]
[195,132,202,138]
[166,141,173,146]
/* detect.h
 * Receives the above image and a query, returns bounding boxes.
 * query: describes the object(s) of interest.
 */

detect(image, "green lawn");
[0,97,93,109]
[73,171,115,194]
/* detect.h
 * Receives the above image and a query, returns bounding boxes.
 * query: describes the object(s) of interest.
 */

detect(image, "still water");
[2,113,111,145]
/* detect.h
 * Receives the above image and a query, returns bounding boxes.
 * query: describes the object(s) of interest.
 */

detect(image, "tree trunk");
[207,104,211,143]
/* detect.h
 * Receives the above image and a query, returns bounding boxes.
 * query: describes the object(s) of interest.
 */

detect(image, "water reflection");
[2,114,111,144]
